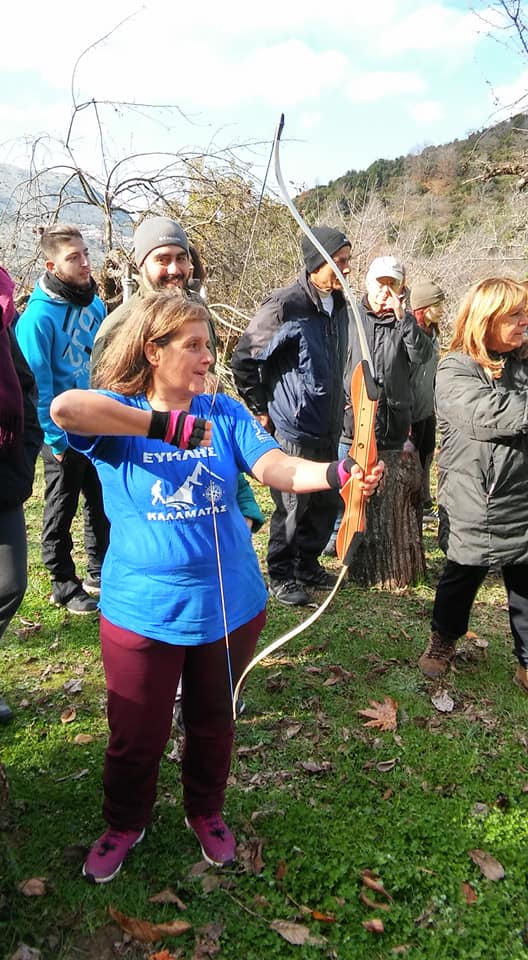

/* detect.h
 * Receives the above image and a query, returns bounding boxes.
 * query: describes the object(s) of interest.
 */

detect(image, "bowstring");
[205,133,276,711]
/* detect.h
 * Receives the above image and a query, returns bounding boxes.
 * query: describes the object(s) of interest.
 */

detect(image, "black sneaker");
[269,578,309,606]
[296,565,337,589]
[50,587,98,615]
[0,696,13,724]
[83,572,101,596]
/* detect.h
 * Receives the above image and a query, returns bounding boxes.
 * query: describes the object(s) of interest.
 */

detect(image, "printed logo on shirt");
[147,461,227,521]
[251,418,273,443]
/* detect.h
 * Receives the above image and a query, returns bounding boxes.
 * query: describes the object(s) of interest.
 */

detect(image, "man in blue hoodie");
[16,225,109,613]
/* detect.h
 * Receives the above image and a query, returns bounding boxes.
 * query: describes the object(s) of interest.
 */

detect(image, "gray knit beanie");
[134,217,189,268]
[301,226,351,274]
[410,280,445,311]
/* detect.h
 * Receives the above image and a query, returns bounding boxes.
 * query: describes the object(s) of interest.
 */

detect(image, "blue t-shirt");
[70,392,278,645]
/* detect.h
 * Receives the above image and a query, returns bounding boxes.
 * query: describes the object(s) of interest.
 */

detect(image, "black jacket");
[436,350,528,566]
[1,329,42,510]
[231,271,348,447]
[341,296,432,450]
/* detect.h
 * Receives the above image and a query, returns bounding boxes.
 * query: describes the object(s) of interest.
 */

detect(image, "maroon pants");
[99,610,266,830]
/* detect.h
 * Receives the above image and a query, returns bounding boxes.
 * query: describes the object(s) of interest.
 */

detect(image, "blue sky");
[1,1,527,196]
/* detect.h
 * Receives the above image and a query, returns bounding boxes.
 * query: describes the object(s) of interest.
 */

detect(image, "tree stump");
[348,449,425,588]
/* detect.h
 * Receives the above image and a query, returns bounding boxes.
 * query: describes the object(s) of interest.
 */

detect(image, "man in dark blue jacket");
[231,226,351,605]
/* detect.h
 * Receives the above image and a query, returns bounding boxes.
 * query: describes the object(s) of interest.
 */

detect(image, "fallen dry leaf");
[465,630,488,649]
[431,690,455,713]
[461,882,478,904]
[275,859,288,881]
[253,894,271,909]
[74,733,94,746]
[299,760,332,774]
[270,920,326,946]
[149,888,187,910]
[63,679,83,694]
[362,918,385,933]
[60,706,76,724]
[190,922,223,960]
[201,874,224,894]
[311,909,337,923]
[378,757,400,773]
[359,891,392,912]
[467,849,505,881]
[18,877,47,897]
[187,860,210,877]
[284,722,303,739]
[14,618,41,640]
[361,869,394,902]
[109,906,191,942]
[10,946,43,960]
[358,697,398,731]
[237,838,265,875]
[148,952,180,960]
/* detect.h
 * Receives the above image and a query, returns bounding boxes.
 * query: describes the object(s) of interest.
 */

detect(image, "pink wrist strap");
[337,460,351,487]
[164,409,182,444]
[180,415,196,449]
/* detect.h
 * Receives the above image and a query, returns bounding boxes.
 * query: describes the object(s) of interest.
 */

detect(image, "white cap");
[366,255,405,285]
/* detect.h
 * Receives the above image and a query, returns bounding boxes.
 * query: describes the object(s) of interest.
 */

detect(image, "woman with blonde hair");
[51,291,383,884]
[418,277,528,685]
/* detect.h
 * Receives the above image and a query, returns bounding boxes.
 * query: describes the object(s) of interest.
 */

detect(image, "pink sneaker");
[82,827,145,883]
[185,813,236,866]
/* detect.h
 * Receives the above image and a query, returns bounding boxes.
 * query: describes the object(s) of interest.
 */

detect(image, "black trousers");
[41,444,109,598]
[266,432,340,581]
[432,559,528,667]
[0,505,27,640]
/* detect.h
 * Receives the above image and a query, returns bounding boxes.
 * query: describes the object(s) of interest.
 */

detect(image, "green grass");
[1,464,528,959]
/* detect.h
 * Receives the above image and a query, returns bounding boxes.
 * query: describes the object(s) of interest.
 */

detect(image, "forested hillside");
[2,112,528,335]
[296,112,528,320]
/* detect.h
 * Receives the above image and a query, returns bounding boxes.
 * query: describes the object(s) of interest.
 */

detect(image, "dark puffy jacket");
[341,297,432,450]
[0,329,42,510]
[231,271,348,447]
[436,350,528,566]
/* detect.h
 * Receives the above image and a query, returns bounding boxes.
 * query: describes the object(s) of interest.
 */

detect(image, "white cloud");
[346,70,425,103]
[408,100,444,124]
[378,4,482,55]
[298,112,322,131]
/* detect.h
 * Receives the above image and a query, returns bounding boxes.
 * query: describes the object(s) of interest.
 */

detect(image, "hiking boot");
[82,827,145,883]
[50,586,98,615]
[269,578,309,606]
[296,564,337,589]
[82,572,101,597]
[0,696,13,724]
[514,666,528,693]
[418,630,457,678]
[185,813,236,866]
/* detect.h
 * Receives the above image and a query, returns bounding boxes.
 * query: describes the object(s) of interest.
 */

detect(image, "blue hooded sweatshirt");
[16,277,106,454]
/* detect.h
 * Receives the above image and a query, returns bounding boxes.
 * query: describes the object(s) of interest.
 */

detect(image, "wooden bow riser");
[336,360,378,564]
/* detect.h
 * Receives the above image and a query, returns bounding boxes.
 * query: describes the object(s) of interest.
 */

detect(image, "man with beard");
[16,225,108,613]
[91,218,217,373]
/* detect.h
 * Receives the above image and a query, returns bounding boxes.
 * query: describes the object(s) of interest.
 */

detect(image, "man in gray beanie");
[231,226,352,605]
[91,216,216,375]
